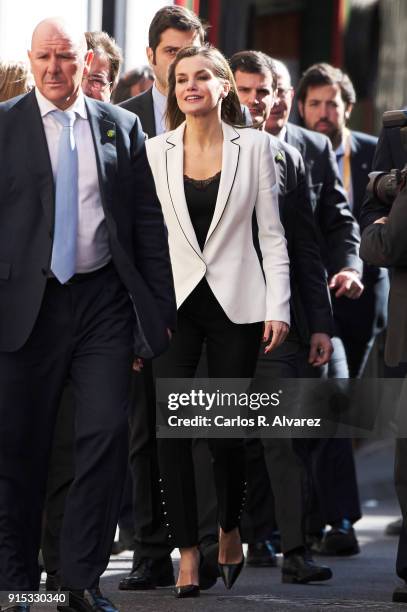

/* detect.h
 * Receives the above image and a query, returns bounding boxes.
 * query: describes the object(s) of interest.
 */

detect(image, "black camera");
[367,166,407,208]
[366,109,407,208]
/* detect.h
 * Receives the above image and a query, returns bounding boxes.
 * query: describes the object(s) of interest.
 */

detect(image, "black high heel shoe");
[174,584,200,598]
[218,557,244,589]
[174,551,202,598]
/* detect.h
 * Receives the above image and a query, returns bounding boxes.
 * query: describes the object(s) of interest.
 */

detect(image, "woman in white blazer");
[145,45,290,598]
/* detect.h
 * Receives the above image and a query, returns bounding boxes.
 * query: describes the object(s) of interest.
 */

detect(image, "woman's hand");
[263,320,289,353]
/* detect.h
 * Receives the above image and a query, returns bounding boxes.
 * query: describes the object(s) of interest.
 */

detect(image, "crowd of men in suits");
[0,4,406,612]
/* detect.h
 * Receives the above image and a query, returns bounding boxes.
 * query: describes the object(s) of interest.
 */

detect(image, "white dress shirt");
[278,125,287,142]
[35,88,110,273]
[151,83,167,135]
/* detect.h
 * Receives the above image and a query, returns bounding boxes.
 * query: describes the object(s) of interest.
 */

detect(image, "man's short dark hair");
[85,31,123,87]
[229,50,277,90]
[148,5,206,58]
[296,62,356,106]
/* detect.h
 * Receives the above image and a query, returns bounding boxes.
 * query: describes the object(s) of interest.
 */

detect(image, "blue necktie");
[50,110,78,284]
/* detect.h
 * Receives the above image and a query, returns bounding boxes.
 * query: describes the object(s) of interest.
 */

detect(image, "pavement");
[12,439,407,611]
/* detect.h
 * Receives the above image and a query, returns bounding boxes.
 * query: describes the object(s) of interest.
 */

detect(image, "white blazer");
[145,121,290,326]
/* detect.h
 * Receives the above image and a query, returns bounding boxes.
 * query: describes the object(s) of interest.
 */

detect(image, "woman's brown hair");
[0,60,33,102]
[166,45,244,131]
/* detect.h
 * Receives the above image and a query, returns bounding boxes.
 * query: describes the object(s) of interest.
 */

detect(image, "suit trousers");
[242,339,308,553]
[0,264,134,590]
[294,351,361,532]
[41,385,75,575]
[153,279,262,548]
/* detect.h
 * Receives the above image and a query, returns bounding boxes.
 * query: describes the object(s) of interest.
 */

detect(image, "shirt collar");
[151,82,167,114]
[35,87,87,119]
[336,140,345,157]
[278,125,287,142]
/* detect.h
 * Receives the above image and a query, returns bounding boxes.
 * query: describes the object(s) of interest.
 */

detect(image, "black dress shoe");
[1,605,30,611]
[174,584,200,598]
[246,540,278,567]
[199,542,220,590]
[385,517,403,536]
[118,555,174,590]
[393,581,407,602]
[320,519,359,556]
[282,551,332,584]
[218,558,244,590]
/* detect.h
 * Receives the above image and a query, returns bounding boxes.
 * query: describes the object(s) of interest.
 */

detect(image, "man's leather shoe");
[246,540,277,567]
[385,517,403,536]
[1,606,30,611]
[199,542,220,590]
[87,588,120,612]
[118,555,174,590]
[320,519,359,556]
[393,581,407,602]
[282,551,332,583]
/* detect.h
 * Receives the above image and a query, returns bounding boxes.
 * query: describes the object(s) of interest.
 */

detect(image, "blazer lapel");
[20,91,54,232]
[165,123,202,256]
[85,97,117,211]
[204,122,240,247]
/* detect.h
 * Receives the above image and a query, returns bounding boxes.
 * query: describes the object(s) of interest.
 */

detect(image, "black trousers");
[153,280,262,548]
[41,385,75,575]
[0,265,134,590]
[243,339,308,553]
[295,344,361,532]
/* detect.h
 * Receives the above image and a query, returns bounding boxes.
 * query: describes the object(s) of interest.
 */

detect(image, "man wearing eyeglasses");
[82,31,122,102]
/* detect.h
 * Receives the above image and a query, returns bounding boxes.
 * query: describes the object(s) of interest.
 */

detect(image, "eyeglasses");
[82,76,112,92]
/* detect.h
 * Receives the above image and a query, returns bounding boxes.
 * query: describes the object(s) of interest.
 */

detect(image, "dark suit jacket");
[0,90,176,357]
[360,185,407,365]
[332,131,388,341]
[269,137,333,343]
[120,87,156,138]
[285,123,362,278]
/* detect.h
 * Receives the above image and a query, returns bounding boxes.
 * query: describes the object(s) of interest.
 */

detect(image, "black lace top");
[184,171,221,251]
